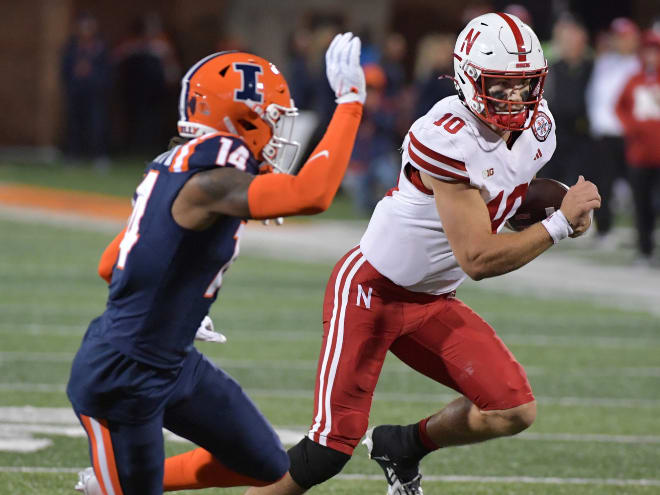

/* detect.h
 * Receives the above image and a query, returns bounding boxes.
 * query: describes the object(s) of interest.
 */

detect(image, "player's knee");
[492,401,537,435]
[258,445,291,483]
[288,437,350,489]
[116,457,163,492]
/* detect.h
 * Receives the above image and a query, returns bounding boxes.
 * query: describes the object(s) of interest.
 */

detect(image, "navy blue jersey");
[99,132,259,369]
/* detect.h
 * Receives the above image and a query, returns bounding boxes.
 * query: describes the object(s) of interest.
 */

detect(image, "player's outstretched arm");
[424,173,600,280]
[98,227,126,283]
[173,33,364,228]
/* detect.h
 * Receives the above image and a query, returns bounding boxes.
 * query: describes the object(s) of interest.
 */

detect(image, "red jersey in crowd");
[616,70,660,167]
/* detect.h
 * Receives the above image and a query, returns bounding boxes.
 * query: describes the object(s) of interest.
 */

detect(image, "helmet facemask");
[456,66,548,131]
[467,67,547,131]
[260,103,301,175]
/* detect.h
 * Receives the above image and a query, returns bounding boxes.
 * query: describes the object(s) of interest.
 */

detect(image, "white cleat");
[194,315,227,343]
[74,467,102,495]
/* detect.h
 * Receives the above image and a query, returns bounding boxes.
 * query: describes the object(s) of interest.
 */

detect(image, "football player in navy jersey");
[68,32,365,495]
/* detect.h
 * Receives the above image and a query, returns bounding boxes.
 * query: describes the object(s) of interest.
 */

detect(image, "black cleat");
[363,426,424,495]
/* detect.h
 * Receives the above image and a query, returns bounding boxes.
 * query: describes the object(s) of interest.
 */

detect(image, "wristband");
[541,210,573,244]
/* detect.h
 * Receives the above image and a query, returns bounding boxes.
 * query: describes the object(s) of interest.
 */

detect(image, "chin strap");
[491,111,527,129]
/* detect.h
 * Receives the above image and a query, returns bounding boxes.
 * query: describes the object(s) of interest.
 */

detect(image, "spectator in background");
[504,4,533,27]
[286,28,316,110]
[541,13,592,185]
[297,15,346,161]
[61,12,111,169]
[413,34,456,119]
[380,32,415,140]
[586,18,641,247]
[616,30,660,266]
[343,64,399,214]
[114,13,180,154]
[380,32,407,98]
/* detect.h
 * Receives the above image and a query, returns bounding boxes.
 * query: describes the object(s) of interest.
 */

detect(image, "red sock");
[163,447,272,490]
[418,417,440,452]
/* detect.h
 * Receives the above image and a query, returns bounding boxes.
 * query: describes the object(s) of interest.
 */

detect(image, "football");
[507,178,569,232]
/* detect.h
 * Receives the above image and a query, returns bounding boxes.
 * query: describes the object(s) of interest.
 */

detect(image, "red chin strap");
[490,110,528,129]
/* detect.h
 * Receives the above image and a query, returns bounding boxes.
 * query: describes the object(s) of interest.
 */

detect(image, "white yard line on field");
[0,465,658,487]
[0,466,82,473]
[3,352,660,378]
[0,205,120,233]
[2,321,660,348]
[1,383,660,409]
[0,406,659,450]
[337,474,660,487]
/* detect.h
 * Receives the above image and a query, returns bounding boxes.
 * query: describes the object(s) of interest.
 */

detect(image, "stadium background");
[0,0,659,494]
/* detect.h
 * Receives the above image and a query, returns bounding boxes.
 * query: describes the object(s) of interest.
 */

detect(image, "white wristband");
[541,210,573,244]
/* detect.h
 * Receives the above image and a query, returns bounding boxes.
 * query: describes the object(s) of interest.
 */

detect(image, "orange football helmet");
[177,51,300,173]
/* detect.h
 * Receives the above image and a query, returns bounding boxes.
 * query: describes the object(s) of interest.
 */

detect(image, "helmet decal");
[496,12,528,62]
[233,63,264,103]
[461,28,481,55]
[187,96,197,116]
[531,111,552,142]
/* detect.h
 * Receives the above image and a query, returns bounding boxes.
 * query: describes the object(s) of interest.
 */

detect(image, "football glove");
[195,315,227,343]
[325,32,366,105]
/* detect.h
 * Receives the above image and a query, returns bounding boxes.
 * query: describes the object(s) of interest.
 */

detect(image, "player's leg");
[366,295,535,493]
[73,350,286,493]
[248,248,401,494]
[161,350,289,490]
[628,166,656,258]
[76,412,165,495]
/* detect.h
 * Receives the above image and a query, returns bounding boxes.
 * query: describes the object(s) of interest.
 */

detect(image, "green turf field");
[0,215,659,494]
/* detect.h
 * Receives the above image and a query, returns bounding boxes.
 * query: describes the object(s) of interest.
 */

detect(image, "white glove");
[325,32,366,105]
[194,315,227,343]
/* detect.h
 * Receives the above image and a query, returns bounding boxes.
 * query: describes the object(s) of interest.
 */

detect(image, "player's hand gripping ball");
[507,178,569,232]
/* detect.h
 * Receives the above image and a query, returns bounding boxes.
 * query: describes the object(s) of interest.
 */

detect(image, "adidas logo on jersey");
[533,148,542,160]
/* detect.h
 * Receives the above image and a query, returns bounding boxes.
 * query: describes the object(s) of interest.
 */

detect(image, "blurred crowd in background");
[59,4,660,265]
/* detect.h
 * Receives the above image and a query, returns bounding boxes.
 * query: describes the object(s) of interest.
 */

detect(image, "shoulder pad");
[405,110,469,183]
[168,133,259,174]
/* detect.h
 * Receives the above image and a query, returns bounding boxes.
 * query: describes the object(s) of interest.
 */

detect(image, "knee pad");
[287,437,350,489]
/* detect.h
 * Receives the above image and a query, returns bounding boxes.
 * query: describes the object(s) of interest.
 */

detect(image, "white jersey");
[360,95,556,295]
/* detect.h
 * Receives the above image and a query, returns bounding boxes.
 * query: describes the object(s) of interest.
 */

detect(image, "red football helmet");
[177,51,300,173]
[453,12,548,130]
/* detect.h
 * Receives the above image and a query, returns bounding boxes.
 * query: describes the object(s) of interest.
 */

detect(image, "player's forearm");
[461,223,553,280]
[98,227,126,283]
[247,102,363,219]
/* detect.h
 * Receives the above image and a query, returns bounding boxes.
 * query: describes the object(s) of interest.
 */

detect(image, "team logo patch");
[532,111,552,142]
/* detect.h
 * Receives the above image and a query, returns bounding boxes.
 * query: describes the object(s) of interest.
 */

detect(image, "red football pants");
[307,247,534,455]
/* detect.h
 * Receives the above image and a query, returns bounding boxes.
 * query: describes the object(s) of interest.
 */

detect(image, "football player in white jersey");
[75,13,599,495]
[245,12,600,495]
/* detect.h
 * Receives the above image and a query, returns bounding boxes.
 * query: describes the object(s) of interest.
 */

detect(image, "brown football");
[507,178,569,232]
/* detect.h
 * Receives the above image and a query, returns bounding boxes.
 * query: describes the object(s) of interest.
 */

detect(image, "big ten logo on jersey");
[434,113,466,135]
[487,183,529,232]
[233,63,263,103]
